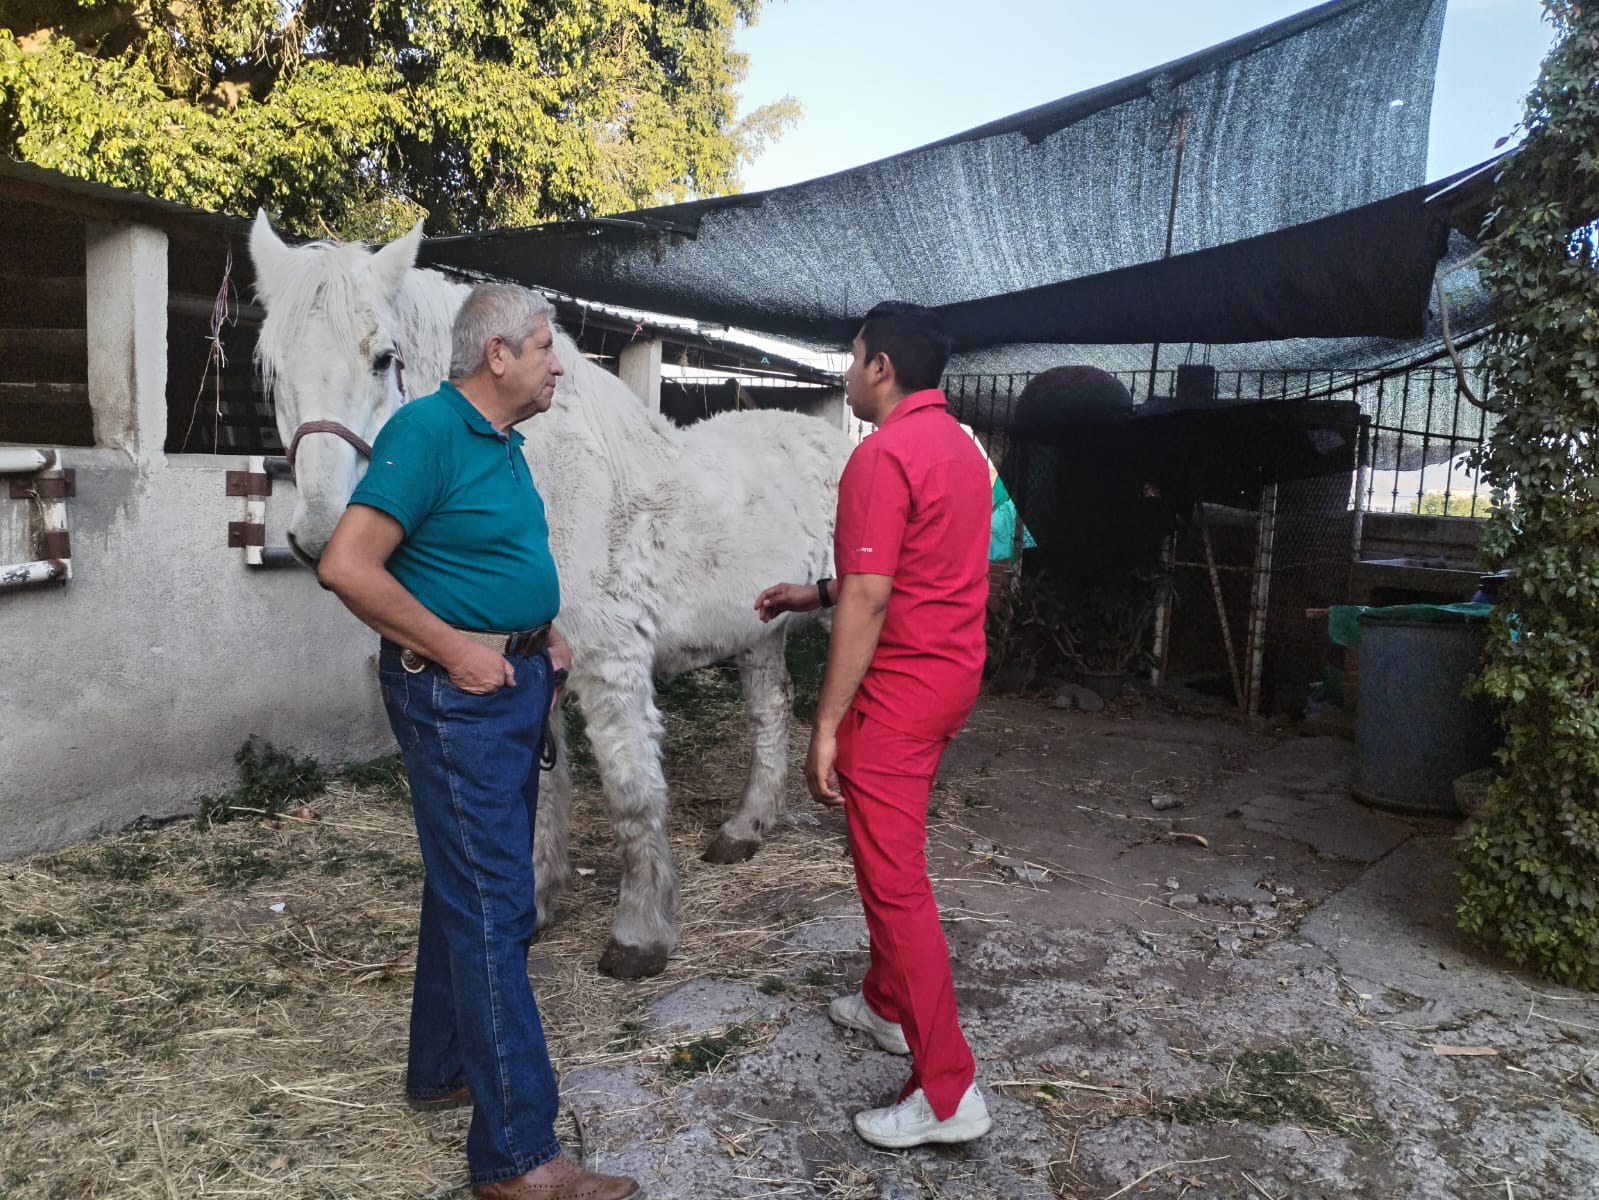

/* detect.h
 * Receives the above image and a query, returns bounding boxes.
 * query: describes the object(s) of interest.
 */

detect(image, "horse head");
[248,212,434,566]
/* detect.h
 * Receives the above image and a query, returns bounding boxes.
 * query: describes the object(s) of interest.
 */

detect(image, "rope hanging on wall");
[179,245,240,451]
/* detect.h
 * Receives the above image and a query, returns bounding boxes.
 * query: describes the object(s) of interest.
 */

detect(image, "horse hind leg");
[575,662,679,979]
[703,631,791,865]
[533,701,574,932]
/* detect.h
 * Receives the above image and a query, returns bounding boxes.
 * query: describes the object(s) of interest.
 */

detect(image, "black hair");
[856,301,951,393]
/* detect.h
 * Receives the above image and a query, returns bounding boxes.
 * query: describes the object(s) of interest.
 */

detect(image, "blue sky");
[732,0,1555,192]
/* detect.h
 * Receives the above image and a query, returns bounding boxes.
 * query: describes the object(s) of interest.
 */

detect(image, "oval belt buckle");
[400,648,427,674]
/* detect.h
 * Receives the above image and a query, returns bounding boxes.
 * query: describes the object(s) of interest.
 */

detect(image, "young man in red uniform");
[755,302,993,1148]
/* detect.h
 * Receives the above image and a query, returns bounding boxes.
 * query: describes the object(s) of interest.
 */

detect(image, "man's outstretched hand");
[754,582,822,623]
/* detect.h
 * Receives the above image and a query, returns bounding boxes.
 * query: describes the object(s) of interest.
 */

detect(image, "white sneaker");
[853,1083,992,1149]
[828,991,910,1055]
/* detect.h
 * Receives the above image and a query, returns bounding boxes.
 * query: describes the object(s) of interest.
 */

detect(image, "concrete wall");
[1358,510,1483,565]
[1350,510,1486,605]
[0,220,390,861]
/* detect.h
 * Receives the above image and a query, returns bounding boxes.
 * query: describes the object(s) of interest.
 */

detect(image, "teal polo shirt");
[348,382,560,632]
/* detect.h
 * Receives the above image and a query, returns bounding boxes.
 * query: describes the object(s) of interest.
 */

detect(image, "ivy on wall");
[1457,1,1599,987]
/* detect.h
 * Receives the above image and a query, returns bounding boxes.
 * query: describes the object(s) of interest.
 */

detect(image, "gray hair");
[449,283,555,378]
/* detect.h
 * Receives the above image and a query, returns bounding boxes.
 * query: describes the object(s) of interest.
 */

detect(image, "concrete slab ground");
[551,693,1599,1199]
[7,689,1595,1199]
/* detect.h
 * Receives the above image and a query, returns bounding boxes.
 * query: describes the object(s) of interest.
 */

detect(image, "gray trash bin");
[1353,615,1499,815]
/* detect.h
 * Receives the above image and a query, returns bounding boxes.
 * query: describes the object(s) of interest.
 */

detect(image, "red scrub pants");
[836,706,976,1120]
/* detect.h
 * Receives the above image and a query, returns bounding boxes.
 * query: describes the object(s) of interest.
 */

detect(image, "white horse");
[248,214,851,979]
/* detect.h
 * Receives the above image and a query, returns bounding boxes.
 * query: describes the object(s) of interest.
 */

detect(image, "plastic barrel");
[1353,616,1498,815]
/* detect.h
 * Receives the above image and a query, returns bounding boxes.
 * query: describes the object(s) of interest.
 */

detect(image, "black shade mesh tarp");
[421,0,1449,356]
[943,229,1493,379]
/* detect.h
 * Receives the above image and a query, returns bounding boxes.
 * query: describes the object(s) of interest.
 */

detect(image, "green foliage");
[655,657,746,766]
[37,834,165,883]
[1413,490,1492,518]
[783,621,829,721]
[340,754,409,803]
[0,1,798,237]
[1153,1041,1379,1139]
[1456,2,1599,988]
[196,737,326,828]
[663,1024,749,1079]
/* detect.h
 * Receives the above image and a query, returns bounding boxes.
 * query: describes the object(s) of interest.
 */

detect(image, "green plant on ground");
[36,834,165,883]
[1455,2,1599,988]
[198,842,299,890]
[784,621,830,720]
[1153,1041,1380,1140]
[655,659,748,767]
[663,1025,749,1080]
[196,738,326,828]
[606,1019,650,1055]
[339,755,409,802]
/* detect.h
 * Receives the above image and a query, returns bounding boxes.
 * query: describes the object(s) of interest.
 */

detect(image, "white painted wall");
[0,219,391,861]
[85,221,168,470]
[619,338,664,411]
[0,454,391,858]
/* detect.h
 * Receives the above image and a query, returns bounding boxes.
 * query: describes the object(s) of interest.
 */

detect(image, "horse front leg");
[574,657,680,980]
[703,630,792,864]
[533,700,574,932]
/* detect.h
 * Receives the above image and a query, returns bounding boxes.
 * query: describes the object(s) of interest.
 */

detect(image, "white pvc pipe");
[244,454,266,567]
[0,558,68,589]
[0,449,73,590]
[0,448,52,474]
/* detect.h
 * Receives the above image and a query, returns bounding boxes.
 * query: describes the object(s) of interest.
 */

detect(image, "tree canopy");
[0,0,799,237]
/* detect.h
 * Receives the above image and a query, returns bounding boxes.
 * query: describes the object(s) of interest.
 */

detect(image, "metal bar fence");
[946,364,1494,519]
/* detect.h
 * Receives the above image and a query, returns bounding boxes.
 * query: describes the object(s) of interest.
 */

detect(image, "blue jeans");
[379,639,562,1185]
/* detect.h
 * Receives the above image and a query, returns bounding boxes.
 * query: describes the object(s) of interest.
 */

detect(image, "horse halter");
[282,343,407,470]
[285,420,373,469]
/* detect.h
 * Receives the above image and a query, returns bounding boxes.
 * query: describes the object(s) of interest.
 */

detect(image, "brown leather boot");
[472,1155,641,1200]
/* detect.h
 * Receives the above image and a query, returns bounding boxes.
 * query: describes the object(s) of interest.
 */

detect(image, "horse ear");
[369,219,424,301]
[248,209,295,303]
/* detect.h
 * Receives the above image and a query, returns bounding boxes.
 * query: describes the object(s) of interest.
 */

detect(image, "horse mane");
[254,238,466,401]
[541,329,682,480]
[255,229,683,484]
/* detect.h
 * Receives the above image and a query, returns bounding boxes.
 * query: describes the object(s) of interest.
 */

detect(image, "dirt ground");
[5,685,1599,1198]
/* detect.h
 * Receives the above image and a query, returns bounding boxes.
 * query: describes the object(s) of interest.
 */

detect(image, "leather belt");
[400,622,552,674]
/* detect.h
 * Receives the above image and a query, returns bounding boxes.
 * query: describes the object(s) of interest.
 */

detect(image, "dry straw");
[1,698,856,1198]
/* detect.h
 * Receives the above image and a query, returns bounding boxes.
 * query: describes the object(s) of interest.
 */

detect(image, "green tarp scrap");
[1327,602,1493,647]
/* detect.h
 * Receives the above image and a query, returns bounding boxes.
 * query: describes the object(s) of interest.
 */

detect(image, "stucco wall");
[0,451,391,859]
[0,214,390,861]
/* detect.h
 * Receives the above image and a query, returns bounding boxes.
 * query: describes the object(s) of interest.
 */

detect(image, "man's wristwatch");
[816,577,835,608]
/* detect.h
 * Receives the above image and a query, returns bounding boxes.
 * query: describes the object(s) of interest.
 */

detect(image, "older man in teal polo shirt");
[318,284,640,1200]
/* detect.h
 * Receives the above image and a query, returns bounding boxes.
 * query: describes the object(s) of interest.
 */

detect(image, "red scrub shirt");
[834,389,992,738]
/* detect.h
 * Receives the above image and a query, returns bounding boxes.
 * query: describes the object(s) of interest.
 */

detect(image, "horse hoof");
[702,834,760,865]
[598,941,669,980]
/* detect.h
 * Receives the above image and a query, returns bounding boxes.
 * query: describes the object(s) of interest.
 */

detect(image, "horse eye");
[373,350,395,373]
